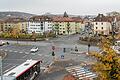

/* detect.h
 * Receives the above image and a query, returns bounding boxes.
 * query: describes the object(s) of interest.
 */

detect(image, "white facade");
[93,22,111,35]
[28,21,52,34]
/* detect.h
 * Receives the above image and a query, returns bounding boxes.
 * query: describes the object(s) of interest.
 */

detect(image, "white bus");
[4,60,41,80]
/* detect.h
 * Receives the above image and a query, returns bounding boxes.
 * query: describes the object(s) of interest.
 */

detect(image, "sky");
[0,0,120,15]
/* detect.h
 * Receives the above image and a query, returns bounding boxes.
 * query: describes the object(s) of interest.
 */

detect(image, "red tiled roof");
[4,17,27,23]
[93,14,114,22]
[52,16,82,22]
[29,16,52,22]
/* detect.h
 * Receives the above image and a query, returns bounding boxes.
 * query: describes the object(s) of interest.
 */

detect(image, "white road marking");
[14,51,18,52]
[19,52,23,53]
[3,65,16,74]
[44,55,49,57]
[22,55,27,58]
[9,50,12,52]
[0,49,3,50]
[5,49,8,51]
[38,54,42,56]
[25,52,29,54]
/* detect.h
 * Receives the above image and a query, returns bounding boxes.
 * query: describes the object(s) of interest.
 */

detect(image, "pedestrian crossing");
[65,65,97,80]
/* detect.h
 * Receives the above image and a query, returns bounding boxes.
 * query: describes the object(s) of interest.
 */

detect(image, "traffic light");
[75,46,78,52]
[63,48,66,53]
[52,51,55,56]
[88,44,90,47]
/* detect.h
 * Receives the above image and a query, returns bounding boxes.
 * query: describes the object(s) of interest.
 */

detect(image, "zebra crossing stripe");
[65,66,97,79]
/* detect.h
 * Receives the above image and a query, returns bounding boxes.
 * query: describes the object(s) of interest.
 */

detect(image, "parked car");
[30,47,38,52]
[0,41,9,46]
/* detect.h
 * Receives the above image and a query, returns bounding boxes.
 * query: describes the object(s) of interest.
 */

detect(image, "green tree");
[90,36,120,80]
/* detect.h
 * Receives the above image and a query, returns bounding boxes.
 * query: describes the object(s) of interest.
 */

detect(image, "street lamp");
[0,56,3,80]
[111,17,116,46]
[87,22,91,54]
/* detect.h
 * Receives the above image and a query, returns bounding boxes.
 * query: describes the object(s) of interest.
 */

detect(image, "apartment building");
[93,14,112,35]
[28,16,53,34]
[52,12,82,35]
[0,17,28,33]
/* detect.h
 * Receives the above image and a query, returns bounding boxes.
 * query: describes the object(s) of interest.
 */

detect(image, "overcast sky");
[0,0,120,15]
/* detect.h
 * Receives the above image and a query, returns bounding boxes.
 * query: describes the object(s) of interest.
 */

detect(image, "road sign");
[61,55,64,59]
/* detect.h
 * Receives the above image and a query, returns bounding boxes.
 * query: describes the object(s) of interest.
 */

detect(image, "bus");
[4,60,41,80]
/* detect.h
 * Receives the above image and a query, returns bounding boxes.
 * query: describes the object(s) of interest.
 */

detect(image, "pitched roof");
[4,17,27,23]
[29,16,52,22]
[52,16,82,22]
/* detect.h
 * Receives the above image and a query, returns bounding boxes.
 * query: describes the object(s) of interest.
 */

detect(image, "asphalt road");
[0,34,100,80]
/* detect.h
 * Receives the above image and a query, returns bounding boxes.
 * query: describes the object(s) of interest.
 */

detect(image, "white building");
[93,14,112,35]
[28,16,53,34]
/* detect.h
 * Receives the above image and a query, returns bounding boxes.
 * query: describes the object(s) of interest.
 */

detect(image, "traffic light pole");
[0,56,3,80]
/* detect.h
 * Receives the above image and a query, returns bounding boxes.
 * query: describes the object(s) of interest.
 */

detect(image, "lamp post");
[111,17,116,46]
[16,35,18,44]
[87,22,91,54]
[0,56,3,80]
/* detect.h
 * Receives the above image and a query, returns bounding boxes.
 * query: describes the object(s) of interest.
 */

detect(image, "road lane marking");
[38,54,42,56]
[14,51,18,52]
[9,50,12,52]
[44,55,49,57]
[25,52,29,54]
[3,65,16,74]
[5,49,8,51]
[0,49,3,50]
[22,55,27,58]
[19,52,23,53]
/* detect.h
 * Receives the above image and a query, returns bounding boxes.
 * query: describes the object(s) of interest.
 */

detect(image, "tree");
[54,23,59,36]
[32,31,37,41]
[90,36,120,80]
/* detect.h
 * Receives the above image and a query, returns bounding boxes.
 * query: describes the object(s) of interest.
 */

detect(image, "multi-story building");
[0,20,4,33]
[0,17,28,33]
[93,14,112,36]
[52,12,82,35]
[28,16,53,34]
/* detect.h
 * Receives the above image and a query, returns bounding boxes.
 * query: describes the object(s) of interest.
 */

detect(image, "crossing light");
[63,48,66,53]
[52,51,55,56]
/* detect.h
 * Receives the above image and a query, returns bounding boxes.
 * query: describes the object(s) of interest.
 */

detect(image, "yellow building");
[0,17,28,33]
[53,16,82,35]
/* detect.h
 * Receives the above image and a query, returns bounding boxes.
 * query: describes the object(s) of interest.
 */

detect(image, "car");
[30,47,38,52]
[0,41,9,46]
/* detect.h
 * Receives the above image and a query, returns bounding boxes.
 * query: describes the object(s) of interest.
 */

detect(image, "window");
[101,31,104,34]
[41,24,43,26]
[101,27,103,29]
[96,22,98,25]
[96,27,98,29]
[41,27,43,30]
[63,31,65,33]
[101,23,103,25]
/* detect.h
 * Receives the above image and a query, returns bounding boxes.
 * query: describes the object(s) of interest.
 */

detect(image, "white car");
[0,40,9,46]
[30,47,38,52]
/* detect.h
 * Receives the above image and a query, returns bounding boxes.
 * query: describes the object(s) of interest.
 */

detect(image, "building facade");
[93,14,112,36]
[0,17,28,33]
[28,16,53,34]
[52,16,82,35]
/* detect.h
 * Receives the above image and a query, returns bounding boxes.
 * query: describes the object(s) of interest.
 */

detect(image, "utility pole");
[112,17,116,46]
[87,22,91,54]
[0,56,3,80]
